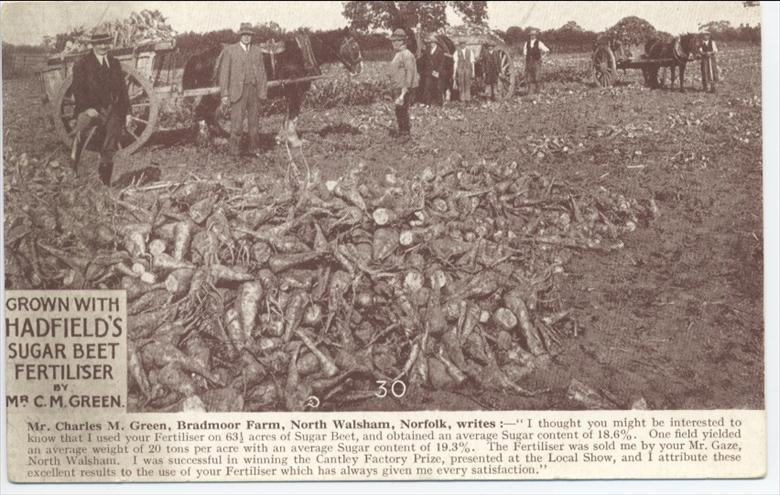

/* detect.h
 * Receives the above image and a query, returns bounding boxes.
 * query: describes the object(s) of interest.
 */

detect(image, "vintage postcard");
[0,0,773,488]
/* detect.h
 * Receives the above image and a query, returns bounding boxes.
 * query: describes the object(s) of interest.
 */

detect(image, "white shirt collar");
[240,42,250,51]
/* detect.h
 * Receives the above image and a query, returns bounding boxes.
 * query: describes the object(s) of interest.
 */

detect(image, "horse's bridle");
[673,35,699,62]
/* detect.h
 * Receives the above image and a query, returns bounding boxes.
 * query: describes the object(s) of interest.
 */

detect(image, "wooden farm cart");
[40,41,327,156]
[435,30,517,100]
[591,36,682,88]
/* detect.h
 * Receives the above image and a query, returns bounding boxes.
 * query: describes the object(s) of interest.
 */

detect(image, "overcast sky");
[1,1,763,46]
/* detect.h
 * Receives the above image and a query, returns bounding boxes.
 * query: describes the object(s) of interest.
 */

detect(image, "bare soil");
[2,46,763,410]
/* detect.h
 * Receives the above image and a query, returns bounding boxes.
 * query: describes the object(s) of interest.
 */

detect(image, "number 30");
[375,380,407,398]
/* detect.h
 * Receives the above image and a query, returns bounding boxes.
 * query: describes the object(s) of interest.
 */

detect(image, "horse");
[182,28,362,146]
[642,33,700,92]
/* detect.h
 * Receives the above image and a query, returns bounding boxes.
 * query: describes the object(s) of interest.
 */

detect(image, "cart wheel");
[494,46,516,100]
[592,45,617,88]
[53,66,159,157]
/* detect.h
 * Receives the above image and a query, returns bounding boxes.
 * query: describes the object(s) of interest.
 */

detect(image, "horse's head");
[679,33,702,60]
[337,28,363,75]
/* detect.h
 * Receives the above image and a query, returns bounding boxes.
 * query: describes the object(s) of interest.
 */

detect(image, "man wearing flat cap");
[218,22,268,156]
[522,28,550,95]
[70,32,131,186]
[699,29,719,93]
[387,28,419,141]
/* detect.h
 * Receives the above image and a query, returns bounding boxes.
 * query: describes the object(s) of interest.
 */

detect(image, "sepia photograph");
[1,0,766,417]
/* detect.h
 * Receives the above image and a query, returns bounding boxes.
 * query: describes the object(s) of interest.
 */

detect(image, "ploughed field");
[2,46,763,411]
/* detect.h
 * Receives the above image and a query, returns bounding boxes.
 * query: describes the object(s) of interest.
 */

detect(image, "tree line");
[4,10,761,60]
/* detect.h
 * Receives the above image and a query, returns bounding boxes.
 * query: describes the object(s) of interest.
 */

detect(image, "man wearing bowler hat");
[219,22,268,156]
[70,31,131,186]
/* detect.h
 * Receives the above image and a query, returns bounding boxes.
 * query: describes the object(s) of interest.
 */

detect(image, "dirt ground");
[2,46,763,410]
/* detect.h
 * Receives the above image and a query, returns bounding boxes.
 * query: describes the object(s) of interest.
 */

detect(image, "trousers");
[525,60,542,93]
[455,71,472,101]
[229,82,259,153]
[394,89,414,135]
[72,106,123,185]
[700,55,719,91]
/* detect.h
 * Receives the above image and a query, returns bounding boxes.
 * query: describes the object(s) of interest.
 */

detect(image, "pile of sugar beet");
[4,153,657,411]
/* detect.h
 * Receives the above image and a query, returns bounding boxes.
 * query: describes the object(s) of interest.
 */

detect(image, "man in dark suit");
[480,42,500,100]
[70,32,131,186]
[424,36,445,106]
[218,23,268,156]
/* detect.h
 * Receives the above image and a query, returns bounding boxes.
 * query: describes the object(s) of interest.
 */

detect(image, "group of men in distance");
[67,23,720,184]
[387,27,549,141]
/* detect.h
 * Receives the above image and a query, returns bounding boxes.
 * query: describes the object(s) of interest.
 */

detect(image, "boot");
[98,161,113,186]
[247,134,261,156]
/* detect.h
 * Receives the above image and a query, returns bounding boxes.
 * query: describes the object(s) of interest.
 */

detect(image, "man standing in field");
[479,42,500,101]
[522,28,550,95]
[453,40,475,102]
[388,28,419,141]
[699,30,719,93]
[424,35,446,106]
[70,32,131,186]
[219,23,268,156]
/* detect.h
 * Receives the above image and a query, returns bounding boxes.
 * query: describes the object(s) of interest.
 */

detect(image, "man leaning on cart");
[69,32,132,186]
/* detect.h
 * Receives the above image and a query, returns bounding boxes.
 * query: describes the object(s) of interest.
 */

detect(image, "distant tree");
[743,1,759,7]
[504,25,526,44]
[175,29,234,54]
[341,1,488,32]
[253,21,285,38]
[698,20,761,44]
[698,20,732,33]
[539,22,598,52]
[604,16,658,44]
[560,21,583,32]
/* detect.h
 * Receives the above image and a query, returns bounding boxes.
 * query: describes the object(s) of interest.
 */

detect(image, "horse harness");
[258,40,285,76]
[671,38,687,63]
[645,37,688,64]
[257,35,319,78]
[257,34,360,77]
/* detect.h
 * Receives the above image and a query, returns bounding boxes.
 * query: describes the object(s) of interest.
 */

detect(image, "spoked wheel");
[592,45,617,88]
[494,46,516,100]
[53,66,159,157]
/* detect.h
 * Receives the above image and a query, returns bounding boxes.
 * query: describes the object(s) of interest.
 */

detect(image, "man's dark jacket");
[72,52,130,116]
[428,46,445,76]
